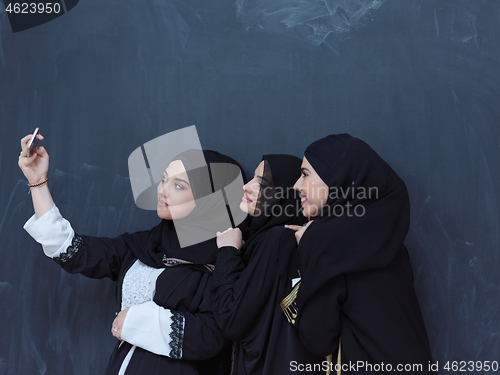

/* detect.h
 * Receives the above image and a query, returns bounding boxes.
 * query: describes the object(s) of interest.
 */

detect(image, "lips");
[242,193,252,203]
[158,199,169,207]
[300,195,307,206]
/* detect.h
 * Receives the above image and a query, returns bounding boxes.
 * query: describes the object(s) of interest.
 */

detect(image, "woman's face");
[293,156,329,218]
[157,160,196,220]
[240,161,265,216]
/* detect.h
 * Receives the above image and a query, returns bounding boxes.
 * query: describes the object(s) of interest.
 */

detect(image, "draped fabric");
[57,149,244,375]
[297,134,411,305]
[211,155,324,375]
[240,154,306,262]
[293,134,435,374]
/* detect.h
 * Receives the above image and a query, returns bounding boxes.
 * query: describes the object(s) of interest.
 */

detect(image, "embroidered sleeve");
[169,311,185,359]
[23,203,75,257]
[25,204,129,281]
[53,234,83,264]
[120,301,186,358]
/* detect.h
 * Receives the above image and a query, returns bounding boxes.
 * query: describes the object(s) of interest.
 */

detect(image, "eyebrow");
[174,177,190,186]
[255,174,272,184]
[164,171,190,186]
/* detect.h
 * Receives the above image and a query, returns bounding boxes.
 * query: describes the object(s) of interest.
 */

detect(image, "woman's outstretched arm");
[19,134,130,281]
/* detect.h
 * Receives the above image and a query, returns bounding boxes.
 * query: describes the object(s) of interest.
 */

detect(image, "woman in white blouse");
[18,132,242,375]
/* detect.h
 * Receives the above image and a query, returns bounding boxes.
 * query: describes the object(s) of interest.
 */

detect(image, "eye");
[162,174,168,183]
[175,183,185,190]
[301,172,308,178]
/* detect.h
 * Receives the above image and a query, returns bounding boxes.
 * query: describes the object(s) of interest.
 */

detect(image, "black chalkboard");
[1,0,499,374]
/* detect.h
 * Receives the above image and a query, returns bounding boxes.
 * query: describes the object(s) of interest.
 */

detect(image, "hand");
[216,227,243,250]
[18,133,49,185]
[284,221,314,245]
[111,309,129,341]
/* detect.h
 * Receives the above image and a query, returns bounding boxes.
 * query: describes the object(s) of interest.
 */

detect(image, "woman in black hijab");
[286,134,435,374]
[211,155,325,375]
[19,133,244,375]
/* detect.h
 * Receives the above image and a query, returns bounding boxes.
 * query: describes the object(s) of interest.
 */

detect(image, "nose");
[293,177,302,192]
[243,181,252,194]
[158,180,169,197]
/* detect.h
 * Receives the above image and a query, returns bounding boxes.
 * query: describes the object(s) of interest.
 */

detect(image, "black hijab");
[297,134,410,307]
[122,150,246,272]
[241,154,305,262]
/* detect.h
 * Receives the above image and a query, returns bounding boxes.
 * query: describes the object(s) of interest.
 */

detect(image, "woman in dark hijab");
[19,133,244,375]
[285,134,435,374]
[211,155,325,375]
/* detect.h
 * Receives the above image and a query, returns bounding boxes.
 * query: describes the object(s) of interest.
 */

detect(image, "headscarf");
[122,150,246,272]
[241,154,306,262]
[297,134,410,306]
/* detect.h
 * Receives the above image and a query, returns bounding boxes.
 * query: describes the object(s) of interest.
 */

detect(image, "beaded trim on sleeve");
[169,311,185,359]
[53,234,83,264]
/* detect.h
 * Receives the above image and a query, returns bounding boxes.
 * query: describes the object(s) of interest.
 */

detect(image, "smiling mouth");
[300,196,307,206]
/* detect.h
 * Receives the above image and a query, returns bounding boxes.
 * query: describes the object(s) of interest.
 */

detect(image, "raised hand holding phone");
[18,130,54,217]
[19,130,48,182]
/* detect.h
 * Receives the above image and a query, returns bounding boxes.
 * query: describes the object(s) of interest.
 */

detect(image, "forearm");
[30,183,54,219]
[121,301,225,360]
[24,203,74,257]
[24,204,128,280]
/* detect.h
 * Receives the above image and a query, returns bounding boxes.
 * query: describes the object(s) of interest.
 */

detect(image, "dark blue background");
[1,0,499,374]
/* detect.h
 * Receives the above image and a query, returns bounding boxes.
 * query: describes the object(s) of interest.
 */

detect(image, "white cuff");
[121,301,185,358]
[23,203,75,257]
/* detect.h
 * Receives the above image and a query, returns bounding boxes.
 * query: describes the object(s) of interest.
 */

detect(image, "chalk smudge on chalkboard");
[432,3,485,47]
[235,0,386,43]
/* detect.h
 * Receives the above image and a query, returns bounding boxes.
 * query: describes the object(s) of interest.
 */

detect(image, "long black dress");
[27,150,244,375]
[292,134,435,374]
[211,155,325,375]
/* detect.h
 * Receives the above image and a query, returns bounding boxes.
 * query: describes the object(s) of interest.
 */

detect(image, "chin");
[157,207,173,221]
[302,205,315,219]
[239,201,249,214]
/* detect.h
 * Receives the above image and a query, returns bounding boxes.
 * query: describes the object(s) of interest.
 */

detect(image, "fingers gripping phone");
[27,128,40,157]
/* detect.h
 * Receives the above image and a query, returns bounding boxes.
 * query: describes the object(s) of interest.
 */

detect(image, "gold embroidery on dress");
[325,354,333,375]
[325,340,341,375]
[280,281,301,324]
[336,340,341,375]
[281,281,342,375]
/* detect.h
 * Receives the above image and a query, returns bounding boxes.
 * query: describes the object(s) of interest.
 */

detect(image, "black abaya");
[211,155,325,375]
[293,134,435,374]
[48,150,244,375]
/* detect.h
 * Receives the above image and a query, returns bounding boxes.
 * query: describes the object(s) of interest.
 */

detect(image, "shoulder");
[244,226,289,259]
[260,226,292,244]
[257,226,297,254]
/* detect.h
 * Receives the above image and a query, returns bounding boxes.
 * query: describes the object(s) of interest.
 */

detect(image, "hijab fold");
[297,134,410,309]
[240,154,305,263]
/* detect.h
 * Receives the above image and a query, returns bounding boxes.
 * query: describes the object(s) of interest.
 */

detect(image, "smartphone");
[27,128,40,157]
